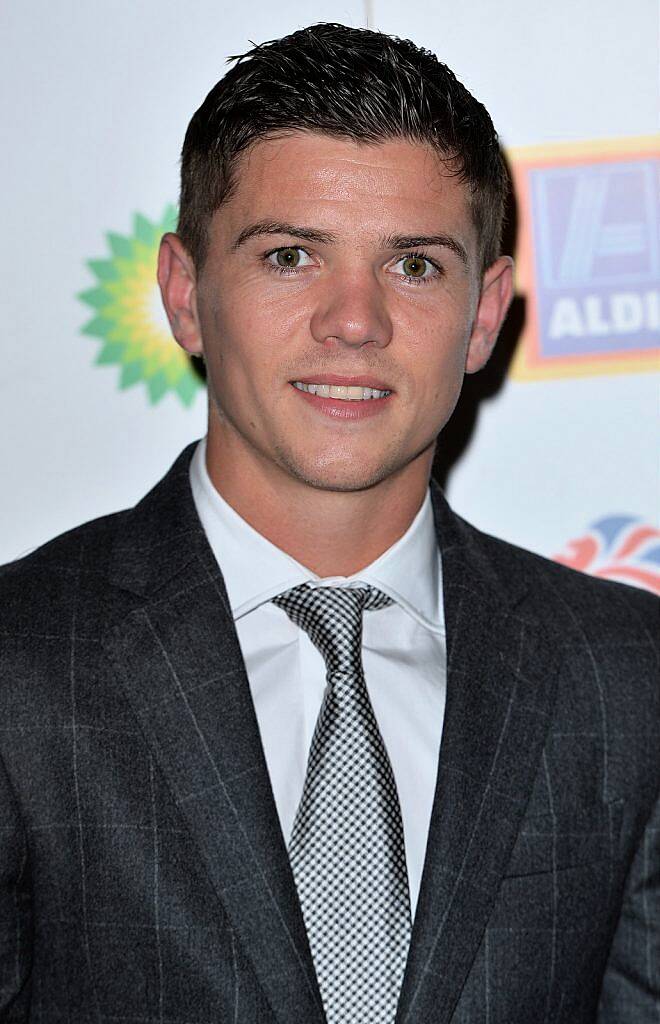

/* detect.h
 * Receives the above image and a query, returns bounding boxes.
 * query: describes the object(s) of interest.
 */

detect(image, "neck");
[204,425,434,579]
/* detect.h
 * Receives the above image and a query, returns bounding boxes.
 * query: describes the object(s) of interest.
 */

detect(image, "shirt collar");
[189,437,444,634]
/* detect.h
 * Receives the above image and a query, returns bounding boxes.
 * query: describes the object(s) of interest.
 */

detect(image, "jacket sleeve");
[0,747,32,1020]
[598,783,660,1020]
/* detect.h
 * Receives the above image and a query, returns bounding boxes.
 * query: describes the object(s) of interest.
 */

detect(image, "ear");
[465,255,515,374]
[157,232,204,356]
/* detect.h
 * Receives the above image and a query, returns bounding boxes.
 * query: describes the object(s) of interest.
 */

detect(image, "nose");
[309,267,393,350]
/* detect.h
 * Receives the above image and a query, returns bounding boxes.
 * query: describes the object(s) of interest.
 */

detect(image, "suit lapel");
[396,484,562,1024]
[104,446,561,1024]
[103,445,325,1024]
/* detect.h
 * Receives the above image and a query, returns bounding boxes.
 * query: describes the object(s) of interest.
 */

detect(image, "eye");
[265,246,315,272]
[391,253,441,283]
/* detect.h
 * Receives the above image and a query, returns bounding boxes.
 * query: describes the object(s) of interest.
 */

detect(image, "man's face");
[168,132,510,494]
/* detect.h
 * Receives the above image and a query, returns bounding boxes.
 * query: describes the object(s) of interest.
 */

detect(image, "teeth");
[292,382,391,400]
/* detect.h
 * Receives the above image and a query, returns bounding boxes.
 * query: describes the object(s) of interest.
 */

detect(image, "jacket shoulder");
[0,511,129,635]
[0,443,200,637]
[459,514,659,646]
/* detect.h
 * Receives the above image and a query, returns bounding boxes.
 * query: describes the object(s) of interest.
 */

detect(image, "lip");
[290,374,394,391]
[290,382,393,420]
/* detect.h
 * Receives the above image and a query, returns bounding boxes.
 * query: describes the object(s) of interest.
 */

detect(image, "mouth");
[288,375,394,420]
[289,375,394,402]
[292,381,391,401]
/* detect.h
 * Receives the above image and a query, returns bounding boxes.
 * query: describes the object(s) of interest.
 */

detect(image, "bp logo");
[79,206,203,406]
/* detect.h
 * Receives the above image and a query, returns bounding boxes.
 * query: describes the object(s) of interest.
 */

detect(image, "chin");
[277,449,405,494]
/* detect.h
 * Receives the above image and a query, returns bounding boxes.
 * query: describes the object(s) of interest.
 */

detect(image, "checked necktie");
[272,583,412,1024]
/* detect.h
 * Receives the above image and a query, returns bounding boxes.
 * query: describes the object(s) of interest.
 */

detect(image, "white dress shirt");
[189,438,447,919]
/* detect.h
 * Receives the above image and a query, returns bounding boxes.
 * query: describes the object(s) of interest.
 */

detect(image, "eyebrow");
[382,233,468,267]
[230,221,336,251]
[230,219,469,266]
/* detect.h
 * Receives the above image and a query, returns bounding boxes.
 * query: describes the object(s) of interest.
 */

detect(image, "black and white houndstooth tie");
[272,583,412,1024]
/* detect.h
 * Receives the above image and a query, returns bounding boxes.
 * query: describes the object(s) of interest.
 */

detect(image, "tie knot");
[272,584,393,676]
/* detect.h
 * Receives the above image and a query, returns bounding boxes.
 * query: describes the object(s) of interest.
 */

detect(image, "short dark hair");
[178,22,508,272]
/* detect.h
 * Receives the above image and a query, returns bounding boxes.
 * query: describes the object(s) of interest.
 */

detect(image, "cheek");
[200,304,304,428]
[202,279,312,367]
[199,296,264,383]
[400,306,471,395]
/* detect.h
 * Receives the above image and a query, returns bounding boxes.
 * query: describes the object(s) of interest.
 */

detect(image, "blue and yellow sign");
[509,136,660,379]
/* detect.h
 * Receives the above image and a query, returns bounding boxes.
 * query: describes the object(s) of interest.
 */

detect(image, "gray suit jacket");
[0,443,658,1023]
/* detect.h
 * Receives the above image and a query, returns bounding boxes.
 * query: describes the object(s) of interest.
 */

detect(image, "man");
[0,22,658,1024]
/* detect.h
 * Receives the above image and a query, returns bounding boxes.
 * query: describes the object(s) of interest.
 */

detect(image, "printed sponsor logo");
[554,516,660,594]
[509,137,660,380]
[79,206,203,406]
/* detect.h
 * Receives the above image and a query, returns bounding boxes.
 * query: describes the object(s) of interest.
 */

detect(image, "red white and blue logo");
[554,516,660,594]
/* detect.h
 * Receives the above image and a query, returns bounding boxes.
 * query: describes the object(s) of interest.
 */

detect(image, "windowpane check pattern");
[272,583,412,1024]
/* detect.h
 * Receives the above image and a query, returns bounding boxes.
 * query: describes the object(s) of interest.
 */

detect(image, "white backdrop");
[1,0,658,590]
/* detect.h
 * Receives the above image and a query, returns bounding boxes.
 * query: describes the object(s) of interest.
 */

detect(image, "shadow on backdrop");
[190,355,207,389]
[432,152,526,491]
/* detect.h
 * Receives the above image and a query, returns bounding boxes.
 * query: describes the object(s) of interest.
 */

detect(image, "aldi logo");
[509,137,660,380]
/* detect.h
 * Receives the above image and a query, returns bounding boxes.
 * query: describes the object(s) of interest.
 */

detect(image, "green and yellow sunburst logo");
[78,205,203,406]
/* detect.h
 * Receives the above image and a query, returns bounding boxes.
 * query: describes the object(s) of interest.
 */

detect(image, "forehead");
[215,131,476,250]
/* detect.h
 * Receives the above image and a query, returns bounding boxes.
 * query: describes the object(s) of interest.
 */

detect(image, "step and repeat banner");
[1,0,658,591]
